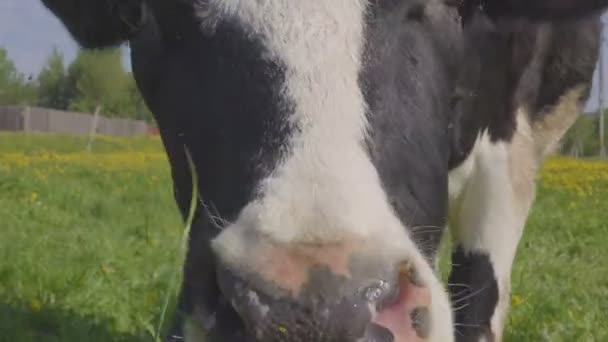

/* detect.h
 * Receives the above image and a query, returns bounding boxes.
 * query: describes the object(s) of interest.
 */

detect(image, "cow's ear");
[477,0,608,21]
[41,0,148,49]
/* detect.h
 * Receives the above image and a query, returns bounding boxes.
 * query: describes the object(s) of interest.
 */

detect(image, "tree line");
[0,47,153,123]
[560,112,607,157]
[2,46,604,155]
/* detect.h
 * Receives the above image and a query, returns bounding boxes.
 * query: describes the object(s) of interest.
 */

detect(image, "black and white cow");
[39,0,607,341]
[448,3,603,341]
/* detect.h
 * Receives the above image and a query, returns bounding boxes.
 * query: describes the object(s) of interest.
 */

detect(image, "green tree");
[63,49,154,122]
[37,48,69,109]
[124,74,154,123]
[0,48,36,105]
[560,111,608,157]
[66,49,131,117]
[562,114,597,157]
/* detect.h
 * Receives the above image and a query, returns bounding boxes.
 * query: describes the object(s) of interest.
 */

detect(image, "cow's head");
[196,0,457,340]
[39,0,608,341]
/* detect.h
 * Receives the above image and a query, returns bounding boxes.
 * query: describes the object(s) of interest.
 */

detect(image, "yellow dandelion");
[100,264,115,275]
[147,292,159,305]
[511,294,524,307]
[30,299,42,313]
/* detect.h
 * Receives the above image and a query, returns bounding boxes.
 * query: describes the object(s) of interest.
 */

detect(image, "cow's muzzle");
[214,243,434,342]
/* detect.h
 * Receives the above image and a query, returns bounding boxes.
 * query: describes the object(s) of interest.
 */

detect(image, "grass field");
[1,132,607,341]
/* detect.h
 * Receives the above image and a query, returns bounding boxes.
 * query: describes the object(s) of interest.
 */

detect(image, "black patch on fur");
[131,2,295,227]
[478,0,608,22]
[531,18,601,118]
[41,0,147,48]
[449,12,521,168]
[449,8,601,169]
[362,0,463,263]
[129,2,295,340]
[448,246,499,342]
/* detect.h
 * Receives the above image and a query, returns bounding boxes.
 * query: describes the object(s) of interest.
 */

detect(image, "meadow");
[0,132,606,341]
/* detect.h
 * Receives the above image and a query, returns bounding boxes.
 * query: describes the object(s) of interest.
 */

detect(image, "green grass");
[504,158,608,341]
[504,187,608,341]
[0,133,163,154]
[0,132,606,341]
[0,133,183,342]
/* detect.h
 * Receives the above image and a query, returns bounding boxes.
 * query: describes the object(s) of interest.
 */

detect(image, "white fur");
[448,144,477,204]
[449,86,584,340]
[448,129,527,342]
[197,1,453,341]
[207,0,409,264]
[216,0,392,244]
[449,131,525,275]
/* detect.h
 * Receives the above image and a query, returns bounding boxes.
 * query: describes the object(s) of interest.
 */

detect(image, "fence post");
[22,106,31,134]
[86,105,102,152]
[599,19,606,158]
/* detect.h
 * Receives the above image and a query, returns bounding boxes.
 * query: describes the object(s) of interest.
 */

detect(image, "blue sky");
[0,0,130,75]
[0,0,605,112]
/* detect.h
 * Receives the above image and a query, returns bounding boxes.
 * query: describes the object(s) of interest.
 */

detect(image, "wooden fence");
[0,106,150,136]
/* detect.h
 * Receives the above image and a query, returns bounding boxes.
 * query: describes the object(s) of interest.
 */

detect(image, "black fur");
[532,19,601,117]
[450,8,601,169]
[480,0,608,21]
[363,0,463,263]
[448,247,499,342]
[130,1,295,339]
[40,0,147,48]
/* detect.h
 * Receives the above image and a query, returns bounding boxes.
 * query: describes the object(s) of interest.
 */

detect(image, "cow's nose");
[366,263,432,341]
[216,257,432,342]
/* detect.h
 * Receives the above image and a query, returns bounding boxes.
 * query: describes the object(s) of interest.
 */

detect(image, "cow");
[39,0,607,341]
[448,3,603,341]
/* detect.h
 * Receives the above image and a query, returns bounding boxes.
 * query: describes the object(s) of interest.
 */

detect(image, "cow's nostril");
[410,306,431,339]
[371,262,433,341]
[361,262,428,314]
[362,279,392,303]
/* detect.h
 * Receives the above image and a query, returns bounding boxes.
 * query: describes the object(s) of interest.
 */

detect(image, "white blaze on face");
[199,1,454,341]
[212,0,398,244]
[206,0,412,255]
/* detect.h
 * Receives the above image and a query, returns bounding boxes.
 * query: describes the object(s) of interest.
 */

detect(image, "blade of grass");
[155,146,198,342]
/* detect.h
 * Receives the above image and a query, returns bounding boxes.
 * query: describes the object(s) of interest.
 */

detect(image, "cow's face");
[180,0,457,341]
[37,0,608,340]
